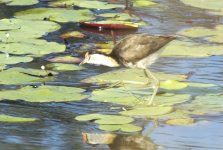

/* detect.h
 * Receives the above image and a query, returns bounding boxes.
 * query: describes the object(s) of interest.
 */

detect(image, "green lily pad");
[75,114,134,125]
[0,114,38,122]
[0,39,66,56]
[180,0,223,11]
[0,0,38,6]
[99,124,142,132]
[49,0,124,9]
[162,40,223,57]
[181,94,223,113]
[0,85,87,102]
[15,8,95,23]
[179,25,223,43]
[133,0,157,7]
[0,18,60,42]
[90,86,190,106]
[160,80,188,90]
[47,63,84,71]
[0,54,33,65]
[154,93,190,106]
[120,106,173,117]
[0,67,57,85]
[166,118,195,125]
[81,68,184,85]
[151,110,191,120]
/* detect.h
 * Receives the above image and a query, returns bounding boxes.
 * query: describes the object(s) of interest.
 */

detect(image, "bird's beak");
[79,58,87,66]
[79,52,90,66]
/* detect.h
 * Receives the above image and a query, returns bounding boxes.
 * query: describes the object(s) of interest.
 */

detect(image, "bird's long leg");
[144,69,159,105]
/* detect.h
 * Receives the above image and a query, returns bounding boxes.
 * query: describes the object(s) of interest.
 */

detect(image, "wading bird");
[80,33,175,105]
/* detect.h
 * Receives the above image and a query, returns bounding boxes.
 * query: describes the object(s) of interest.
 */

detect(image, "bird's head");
[79,52,119,67]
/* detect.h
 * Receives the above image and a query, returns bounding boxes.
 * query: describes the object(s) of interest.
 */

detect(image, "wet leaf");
[0,54,33,65]
[179,25,223,43]
[99,124,142,132]
[181,94,223,113]
[0,0,38,6]
[49,0,124,9]
[90,87,190,106]
[80,20,145,29]
[15,8,95,23]
[46,63,84,71]
[47,56,81,63]
[0,18,60,42]
[97,12,140,21]
[119,106,173,117]
[0,67,57,85]
[160,80,188,90]
[0,39,65,56]
[180,0,223,11]
[152,110,191,120]
[81,68,184,85]
[60,31,85,39]
[0,85,87,102]
[162,40,223,56]
[75,114,134,125]
[0,114,38,122]
[133,0,157,7]
[166,118,195,125]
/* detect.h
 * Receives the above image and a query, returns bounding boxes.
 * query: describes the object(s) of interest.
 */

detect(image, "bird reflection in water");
[82,132,156,150]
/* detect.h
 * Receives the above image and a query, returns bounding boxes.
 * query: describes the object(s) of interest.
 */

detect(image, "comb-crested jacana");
[80,33,175,105]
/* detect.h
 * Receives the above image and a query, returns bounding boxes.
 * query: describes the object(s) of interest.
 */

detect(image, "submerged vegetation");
[0,0,223,149]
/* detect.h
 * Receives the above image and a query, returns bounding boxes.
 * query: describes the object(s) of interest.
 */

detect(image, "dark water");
[1,0,223,149]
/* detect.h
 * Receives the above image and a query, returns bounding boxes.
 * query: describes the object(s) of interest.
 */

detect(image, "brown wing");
[111,33,175,63]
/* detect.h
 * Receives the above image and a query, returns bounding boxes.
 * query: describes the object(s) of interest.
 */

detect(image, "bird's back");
[111,33,175,67]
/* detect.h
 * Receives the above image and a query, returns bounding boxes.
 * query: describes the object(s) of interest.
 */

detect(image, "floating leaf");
[120,106,173,117]
[99,124,142,132]
[133,0,157,7]
[90,87,190,106]
[15,8,95,23]
[0,85,87,102]
[81,68,184,85]
[154,93,190,106]
[0,0,38,6]
[166,118,195,125]
[160,80,188,90]
[180,0,223,11]
[0,114,38,122]
[0,67,57,85]
[181,94,223,113]
[0,54,33,65]
[80,20,145,29]
[0,18,60,42]
[47,56,82,63]
[75,114,134,125]
[49,0,124,9]
[179,25,223,43]
[75,114,102,121]
[0,39,65,56]
[47,63,84,71]
[162,40,223,57]
[152,110,191,120]
[97,12,140,21]
[60,31,85,39]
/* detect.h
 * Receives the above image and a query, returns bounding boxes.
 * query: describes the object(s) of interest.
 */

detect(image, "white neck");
[88,54,120,67]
